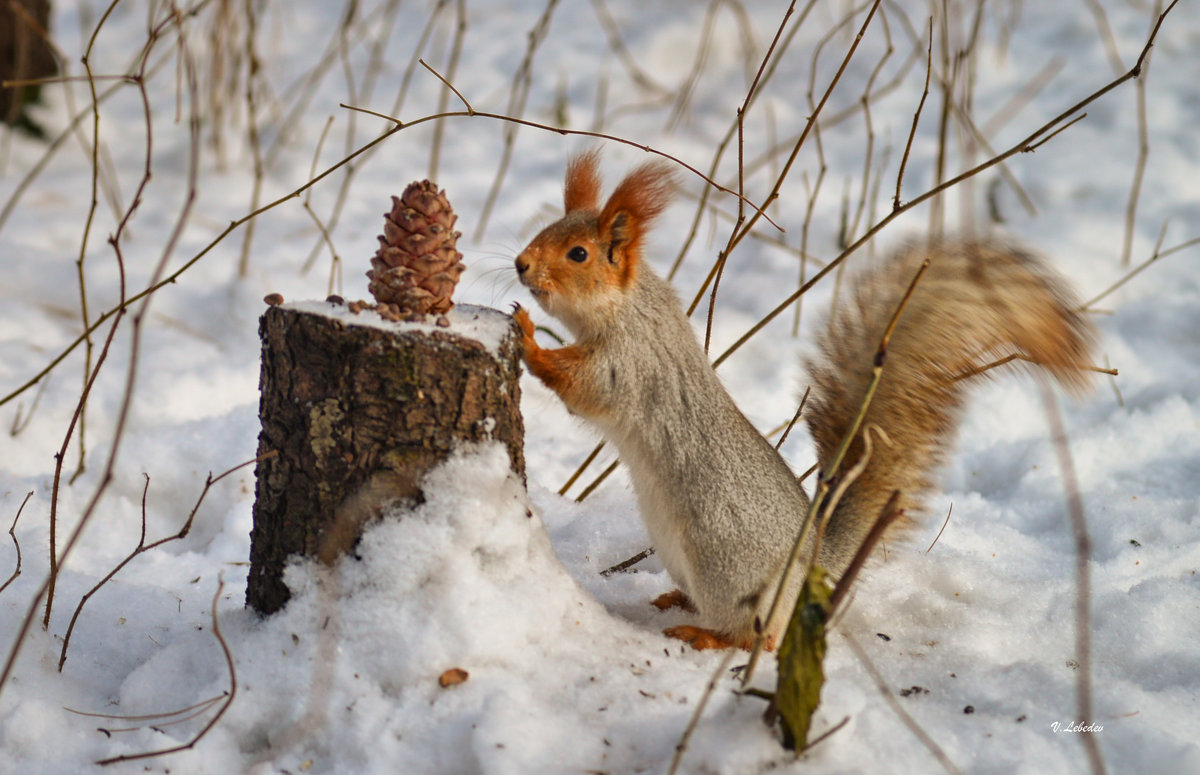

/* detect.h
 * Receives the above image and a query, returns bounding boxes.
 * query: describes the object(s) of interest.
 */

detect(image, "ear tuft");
[598,159,676,259]
[564,149,603,213]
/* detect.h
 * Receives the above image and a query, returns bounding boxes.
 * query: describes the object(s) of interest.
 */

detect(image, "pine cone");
[367,181,466,317]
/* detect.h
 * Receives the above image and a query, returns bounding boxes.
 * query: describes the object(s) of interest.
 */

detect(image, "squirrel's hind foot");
[651,588,696,612]
[664,625,774,652]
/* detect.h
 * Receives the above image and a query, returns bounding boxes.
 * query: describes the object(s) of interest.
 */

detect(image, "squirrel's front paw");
[511,304,536,341]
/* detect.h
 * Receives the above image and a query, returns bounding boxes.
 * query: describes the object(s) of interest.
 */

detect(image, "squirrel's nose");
[515,255,529,275]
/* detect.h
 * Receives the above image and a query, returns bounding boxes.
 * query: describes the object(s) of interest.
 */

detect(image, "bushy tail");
[806,240,1097,574]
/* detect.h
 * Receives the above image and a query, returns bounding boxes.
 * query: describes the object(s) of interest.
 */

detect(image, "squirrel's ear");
[564,149,602,213]
[598,159,675,263]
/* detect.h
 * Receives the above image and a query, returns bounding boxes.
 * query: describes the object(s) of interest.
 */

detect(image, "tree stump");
[246,300,525,615]
[1,0,57,134]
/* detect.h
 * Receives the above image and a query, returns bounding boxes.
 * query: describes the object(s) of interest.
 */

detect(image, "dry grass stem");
[666,649,738,775]
[474,0,561,241]
[1120,0,1162,268]
[923,503,953,554]
[428,0,467,182]
[1038,378,1106,775]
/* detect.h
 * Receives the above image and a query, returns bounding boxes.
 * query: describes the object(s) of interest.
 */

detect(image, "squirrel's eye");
[567,246,589,263]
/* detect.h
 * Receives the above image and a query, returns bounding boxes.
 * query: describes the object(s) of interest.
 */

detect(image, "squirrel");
[513,150,1097,651]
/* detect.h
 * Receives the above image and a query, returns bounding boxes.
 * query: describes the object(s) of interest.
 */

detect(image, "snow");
[285,300,515,356]
[1,1,1198,774]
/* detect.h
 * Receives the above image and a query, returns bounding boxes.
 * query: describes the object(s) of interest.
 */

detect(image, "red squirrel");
[514,150,1096,650]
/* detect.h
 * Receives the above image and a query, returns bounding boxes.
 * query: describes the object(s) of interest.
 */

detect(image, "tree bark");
[246,301,525,615]
[1,0,56,133]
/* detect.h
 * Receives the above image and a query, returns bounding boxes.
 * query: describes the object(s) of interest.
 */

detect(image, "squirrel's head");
[515,149,675,336]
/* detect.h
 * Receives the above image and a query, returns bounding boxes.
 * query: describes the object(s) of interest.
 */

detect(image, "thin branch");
[2,4,205,701]
[775,387,810,451]
[419,57,473,114]
[96,577,237,766]
[949,353,1117,382]
[686,0,886,318]
[0,493,33,596]
[600,547,655,577]
[341,103,783,232]
[1,120,407,411]
[58,453,274,670]
[711,0,1180,370]
[1080,231,1200,311]
[829,490,902,613]
[895,17,933,210]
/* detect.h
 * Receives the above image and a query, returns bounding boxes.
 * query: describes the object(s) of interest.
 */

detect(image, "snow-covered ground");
[1,1,1197,773]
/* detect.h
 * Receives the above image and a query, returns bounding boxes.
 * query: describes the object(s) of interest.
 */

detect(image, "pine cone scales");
[368,181,465,317]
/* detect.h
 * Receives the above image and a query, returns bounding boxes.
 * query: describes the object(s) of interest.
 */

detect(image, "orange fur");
[564,149,602,213]
[513,306,608,417]
[651,588,696,612]
[598,159,675,286]
[515,152,677,335]
[663,625,776,652]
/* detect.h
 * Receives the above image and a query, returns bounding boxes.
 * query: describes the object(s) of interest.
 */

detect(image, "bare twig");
[96,577,237,766]
[775,387,811,451]
[340,103,782,231]
[1080,231,1200,311]
[829,490,902,613]
[58,453,274,670]
[0,493,33,597]
[711,0,1180,370]
[894,17,933,211]
[600,547,655,577]
[949,353,1117,382]
[686,0,886,319]
[1,118,409,412]
[3,3,205,702]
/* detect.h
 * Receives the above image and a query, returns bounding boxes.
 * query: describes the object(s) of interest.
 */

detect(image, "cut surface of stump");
[247,301,524,615]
